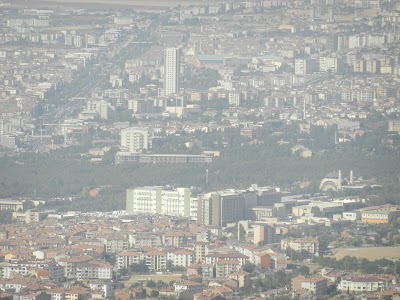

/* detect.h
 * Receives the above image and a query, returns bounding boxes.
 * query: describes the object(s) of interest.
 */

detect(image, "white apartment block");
[120,127,149,153]
[145,251,167,272]
[281,238,320,255]
[126,186,193,218]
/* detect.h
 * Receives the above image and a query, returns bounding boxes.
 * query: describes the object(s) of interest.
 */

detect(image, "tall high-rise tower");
[164,47,180,96]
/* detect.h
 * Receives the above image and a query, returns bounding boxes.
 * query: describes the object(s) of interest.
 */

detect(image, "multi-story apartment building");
[56,256,93,279]
[129,234,162,248]
[120,127,149,153]
[76,261,113,281]
[292,275,328,296]
[116,251,143,270]
[164,47,180,96]
[319,56,341,73]
[281,238,320,256]
[0,260,64,281]
[194,242,209,264]
[145,251,167,272]
[167,249,194,268]
[205,251,248,266]
[86,99,113,120]
[215,260,241,278]
[338,276,393,293]
[101,235,129,253]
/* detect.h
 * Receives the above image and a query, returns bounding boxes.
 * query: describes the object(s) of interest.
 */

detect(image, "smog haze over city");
[0,0,400,299]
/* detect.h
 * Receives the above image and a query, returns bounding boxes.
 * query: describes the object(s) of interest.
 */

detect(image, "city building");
[164,47,180,96]
[120,127,150,153]
[197,190,257,226]
[319,56,341,73]
[76,261,113,281]
[292,275,328,297]
[360,206,400,224]
[295,59,308,76]
[253,224,276,245]
[338,276,393,293]
[281,238,320,256]
[116,251,143,270]
[12,210,49,224]
[215,260,241,278]
[388,120,400,133]
[0,199,24,211]
[126,186,193,217]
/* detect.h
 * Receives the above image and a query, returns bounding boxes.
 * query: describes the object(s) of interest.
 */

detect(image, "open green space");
[332,246,400,260]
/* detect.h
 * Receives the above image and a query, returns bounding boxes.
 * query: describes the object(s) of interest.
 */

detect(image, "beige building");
[12,210,48,224]
[360,206,400,224]
[215,260,240,278]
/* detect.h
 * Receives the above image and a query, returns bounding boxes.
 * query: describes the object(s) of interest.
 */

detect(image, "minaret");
[350,170,353,185]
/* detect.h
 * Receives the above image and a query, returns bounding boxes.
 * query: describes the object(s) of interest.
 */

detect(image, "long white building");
[126,186,195,218]
[338,276,394,293]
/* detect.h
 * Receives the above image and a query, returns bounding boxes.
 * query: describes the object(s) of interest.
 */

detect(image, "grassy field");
[332,246,400,260]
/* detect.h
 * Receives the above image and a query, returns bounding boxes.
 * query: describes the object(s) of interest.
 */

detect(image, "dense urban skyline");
[0,0,399,299]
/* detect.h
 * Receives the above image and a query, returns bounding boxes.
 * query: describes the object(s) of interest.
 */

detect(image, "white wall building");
[167,250,194,267]
[126,186,193,218]
[338,277,392,293]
